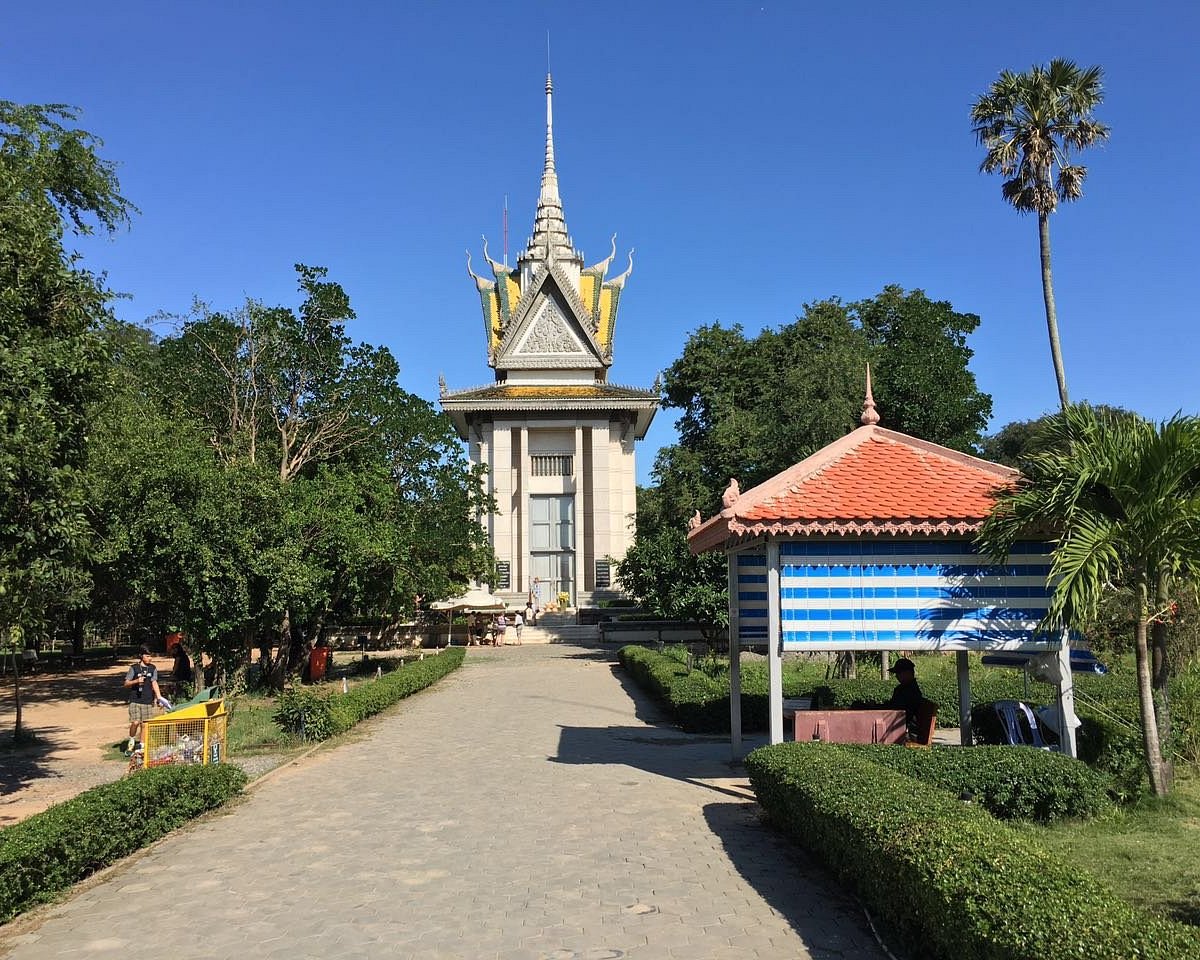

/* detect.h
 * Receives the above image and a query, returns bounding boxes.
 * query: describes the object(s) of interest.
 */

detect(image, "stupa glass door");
[530,495,574,605]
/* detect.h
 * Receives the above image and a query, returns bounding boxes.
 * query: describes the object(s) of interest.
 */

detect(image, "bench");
[794,708,908,744]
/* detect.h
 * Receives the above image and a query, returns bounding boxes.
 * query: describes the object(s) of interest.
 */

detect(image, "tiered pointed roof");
[464,74,634,373]
[519,74,579,268]
[688,381,1018,553]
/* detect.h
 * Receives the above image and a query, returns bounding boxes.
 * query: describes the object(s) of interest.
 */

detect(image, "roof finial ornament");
[860,363,881,426]
[609,248,635,289]
[438,373,447,396]
[722,477,741,508]
[465,251,491,290]
[481,236,505,274]
[687,510,702,531]
[587,234,618,275]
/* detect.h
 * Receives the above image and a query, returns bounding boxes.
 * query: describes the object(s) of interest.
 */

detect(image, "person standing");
[171,640,194,695]
[524,598,536,627]
[530,577,543,622]
[513,610,524,644]
[124,646,164,754]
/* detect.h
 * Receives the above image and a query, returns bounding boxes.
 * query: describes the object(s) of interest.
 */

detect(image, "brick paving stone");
[0,644,887,960]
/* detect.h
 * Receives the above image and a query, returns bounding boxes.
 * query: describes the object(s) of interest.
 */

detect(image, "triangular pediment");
[495,267,606,370]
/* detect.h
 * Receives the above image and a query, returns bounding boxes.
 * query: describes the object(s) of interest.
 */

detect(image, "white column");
[492,426,512,587]
[590,423,612,583]
[956,650,972,746]
[767,539,783,745]
[519,425,531,594]
[479,424,493,572]
[1056,634,1078,758]
[728,553,742,759]
[573,426,584,602]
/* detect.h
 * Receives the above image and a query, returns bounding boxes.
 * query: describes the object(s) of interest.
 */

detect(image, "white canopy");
[429,587,506,612]
[429,588,506,648]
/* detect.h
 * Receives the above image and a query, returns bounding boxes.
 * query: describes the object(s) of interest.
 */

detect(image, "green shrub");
[843,744,1113,821]
[0,765,247,922]
[746,743,1199,960]
[1077,713,1147,801]
[274,648,464,742]
[274,687,336,742]
[618,646,728,732]
[620,648,1191,798]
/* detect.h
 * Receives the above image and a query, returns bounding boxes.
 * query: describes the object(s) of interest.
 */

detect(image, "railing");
[531,454,573,477]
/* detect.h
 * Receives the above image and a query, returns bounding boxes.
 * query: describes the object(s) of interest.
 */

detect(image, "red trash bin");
[309,645,331,682]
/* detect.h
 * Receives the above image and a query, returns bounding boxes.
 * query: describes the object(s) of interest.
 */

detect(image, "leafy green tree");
[85,273,492,687]
[614,520,727,636]
[625,286,991,660]
[980,405,1140,468]
[655,285,992,526]
[971,60,1109,410]
[0,101,133,733]
[978,405,1200,796]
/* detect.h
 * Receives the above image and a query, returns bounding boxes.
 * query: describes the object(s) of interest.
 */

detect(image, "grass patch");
[1018,774,1200,926]
[225,696,298,754]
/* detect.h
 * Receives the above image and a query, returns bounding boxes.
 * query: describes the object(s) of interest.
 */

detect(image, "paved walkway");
[1,645,885,960]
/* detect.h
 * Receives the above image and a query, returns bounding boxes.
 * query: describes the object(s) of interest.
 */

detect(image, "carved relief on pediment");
[516,295,586,354]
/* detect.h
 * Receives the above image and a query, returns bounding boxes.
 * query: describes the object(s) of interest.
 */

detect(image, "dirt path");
[0,655,172,826]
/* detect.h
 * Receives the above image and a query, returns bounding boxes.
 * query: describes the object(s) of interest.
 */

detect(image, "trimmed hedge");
[746,743,1200,960]
[617,645,727,732]
[841,744,1113,821]
[620,648,1164,795]
[275,647,465,741]
[0,764,248,922]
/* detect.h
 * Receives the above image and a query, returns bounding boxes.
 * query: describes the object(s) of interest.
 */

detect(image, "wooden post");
[956,650,972,746]
[767,539,783,745]
[728,553,742,760]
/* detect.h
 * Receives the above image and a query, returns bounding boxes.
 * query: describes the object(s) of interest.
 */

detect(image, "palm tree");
[978,405,1200,796]
[971,60,1110,411]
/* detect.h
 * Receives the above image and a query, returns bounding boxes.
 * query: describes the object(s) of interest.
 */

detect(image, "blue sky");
[5,1,1197,484]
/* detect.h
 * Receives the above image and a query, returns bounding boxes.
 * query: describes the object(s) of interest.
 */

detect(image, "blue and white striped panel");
[735,552,768,644]
[779,539,1057,652]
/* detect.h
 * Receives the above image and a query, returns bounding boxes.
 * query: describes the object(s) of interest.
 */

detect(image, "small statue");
[722,478,740,508]
[687,510,702,530]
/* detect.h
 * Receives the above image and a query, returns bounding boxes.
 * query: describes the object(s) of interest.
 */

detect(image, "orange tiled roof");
[688,426,1019,553]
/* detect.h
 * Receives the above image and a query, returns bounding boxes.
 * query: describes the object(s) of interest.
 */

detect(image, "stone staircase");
[517,611,599,645]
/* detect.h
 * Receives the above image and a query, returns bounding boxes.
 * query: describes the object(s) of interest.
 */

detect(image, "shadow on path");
[701,800,881,958]
[550,722,880,955]
[550,723,752,801]
[0,726,75,794]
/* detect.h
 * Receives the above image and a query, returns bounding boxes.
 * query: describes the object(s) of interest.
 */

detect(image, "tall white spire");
[522,72,580,270]
[543,73,557,190]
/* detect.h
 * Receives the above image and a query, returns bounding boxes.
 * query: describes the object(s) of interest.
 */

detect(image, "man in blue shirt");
[123,646,164,754]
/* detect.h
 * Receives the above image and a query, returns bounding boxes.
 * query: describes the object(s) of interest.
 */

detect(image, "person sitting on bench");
[886,657,924,741]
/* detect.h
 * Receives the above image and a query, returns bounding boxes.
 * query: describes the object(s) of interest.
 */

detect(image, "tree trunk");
[880,650,890,680]
[834,651,856,680]
[1151,573,1175,791]
[1133,579,1169,795]
[267,610,308,689]
[71,610,86,657]
[1038,212,1070,411]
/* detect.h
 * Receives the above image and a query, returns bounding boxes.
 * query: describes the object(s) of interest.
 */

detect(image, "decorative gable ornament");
[517,297,586,354]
